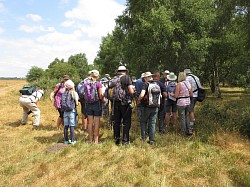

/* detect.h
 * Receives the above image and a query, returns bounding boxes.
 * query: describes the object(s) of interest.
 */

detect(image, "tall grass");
[0,80,250,187]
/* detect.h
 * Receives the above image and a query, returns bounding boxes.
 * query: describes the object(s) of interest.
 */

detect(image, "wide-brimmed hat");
[64,80,75,88]
[63,75,70,80]
[184,69,192,74]
[167,72,177,81]
[91,70,100,77]
[162,70,170,74]
[142,72,154,78]
[117,65,127,71]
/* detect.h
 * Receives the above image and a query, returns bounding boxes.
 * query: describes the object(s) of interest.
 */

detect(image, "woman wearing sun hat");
[165,72,178,130]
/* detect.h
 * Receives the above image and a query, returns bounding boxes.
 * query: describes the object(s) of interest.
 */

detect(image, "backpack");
[61,90,76,112]
[76,81,85,99]
[19,85,36,95]
[166,82,177,101]
[189,74,206,102]
[147,82,161,107]
[112,75,128,102]
[83,79,99,103]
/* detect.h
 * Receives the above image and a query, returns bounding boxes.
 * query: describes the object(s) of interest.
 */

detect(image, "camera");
[127,99,134,109]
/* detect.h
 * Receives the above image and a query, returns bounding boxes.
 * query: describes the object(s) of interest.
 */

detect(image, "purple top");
[54,83,65,109]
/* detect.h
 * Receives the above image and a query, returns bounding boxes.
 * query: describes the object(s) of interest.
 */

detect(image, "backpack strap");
[177,81,190,100]
[188,74,199,92]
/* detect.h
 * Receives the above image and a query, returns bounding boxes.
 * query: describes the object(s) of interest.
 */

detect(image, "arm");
[173,83,181,98]
[74,91,79,106]
[98,87,104,101]
[137,89,146,104]
[50,84,60,101]
[128,85,134,95]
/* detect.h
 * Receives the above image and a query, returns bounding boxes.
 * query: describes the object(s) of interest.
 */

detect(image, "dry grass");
[0,80,250,187]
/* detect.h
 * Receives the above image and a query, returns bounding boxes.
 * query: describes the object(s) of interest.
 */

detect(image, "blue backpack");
[61,90,76,112]
[167,82,177,93]
[166,82,177,101]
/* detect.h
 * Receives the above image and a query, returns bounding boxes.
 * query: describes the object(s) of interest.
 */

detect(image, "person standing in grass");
[165,72,178,130]
[137,72,162,145]
[84,70,103,144]
[61,80,79,144]
[50,75,69,130]
[109,65,134,145]
[172,72,193,135]
[184,68,202,128]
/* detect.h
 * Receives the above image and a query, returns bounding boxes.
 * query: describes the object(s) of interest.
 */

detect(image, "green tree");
[94,27,124,76]
[48,57,65,69]
[68,53,89,79]
[47,63,80,81]
[26,66,45,83]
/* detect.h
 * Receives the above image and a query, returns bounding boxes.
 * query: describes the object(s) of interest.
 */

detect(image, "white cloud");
[0,0,126,77]
[61,20,76,27]
[64,0,125,38]
[0,27,4,34]
[19,25,55,33]
[26,13,42,21]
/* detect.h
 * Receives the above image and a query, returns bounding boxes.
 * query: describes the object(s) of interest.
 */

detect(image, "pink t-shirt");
[177,81,191,106]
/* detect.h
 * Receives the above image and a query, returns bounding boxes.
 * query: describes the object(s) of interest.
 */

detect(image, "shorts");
[64,111,77,127]
[165,99,177,113]
[57,108,64,118]
[188,97,197,112]
[86,101,102,117]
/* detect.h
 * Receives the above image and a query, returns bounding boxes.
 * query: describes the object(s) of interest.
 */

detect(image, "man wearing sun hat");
[137,71,164,145]
[109,65,134,145]
[184,69,202,127]
[162,70,170,87]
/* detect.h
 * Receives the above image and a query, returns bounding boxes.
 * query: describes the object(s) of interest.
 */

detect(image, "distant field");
[0,80,250,187]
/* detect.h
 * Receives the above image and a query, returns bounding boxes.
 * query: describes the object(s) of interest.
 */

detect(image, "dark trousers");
[113,101,132,143]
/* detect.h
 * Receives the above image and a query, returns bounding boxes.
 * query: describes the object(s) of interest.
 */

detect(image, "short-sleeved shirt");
[109,74,132,88]
[140,80,164,107]
[186,74,202,98]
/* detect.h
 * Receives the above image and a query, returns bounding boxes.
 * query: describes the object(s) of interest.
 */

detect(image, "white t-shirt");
[186,74,202,98]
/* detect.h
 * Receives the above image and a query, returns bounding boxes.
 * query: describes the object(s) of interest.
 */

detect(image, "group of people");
[19,65,202,146]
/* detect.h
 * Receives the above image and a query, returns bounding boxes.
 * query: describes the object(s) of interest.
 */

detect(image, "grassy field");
[0,80,250,187]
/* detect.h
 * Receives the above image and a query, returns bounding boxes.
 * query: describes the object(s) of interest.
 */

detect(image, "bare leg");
[93,117,100,144]
[172,112,177,129]
[57,117,63,130]
[165,112,171,127]
[82,114,88,130]
[87,116,94,143]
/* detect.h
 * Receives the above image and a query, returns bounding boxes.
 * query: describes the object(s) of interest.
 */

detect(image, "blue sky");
[0,0,126,77]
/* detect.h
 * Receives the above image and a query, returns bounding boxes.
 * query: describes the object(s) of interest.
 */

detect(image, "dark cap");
[63,75,70,80]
